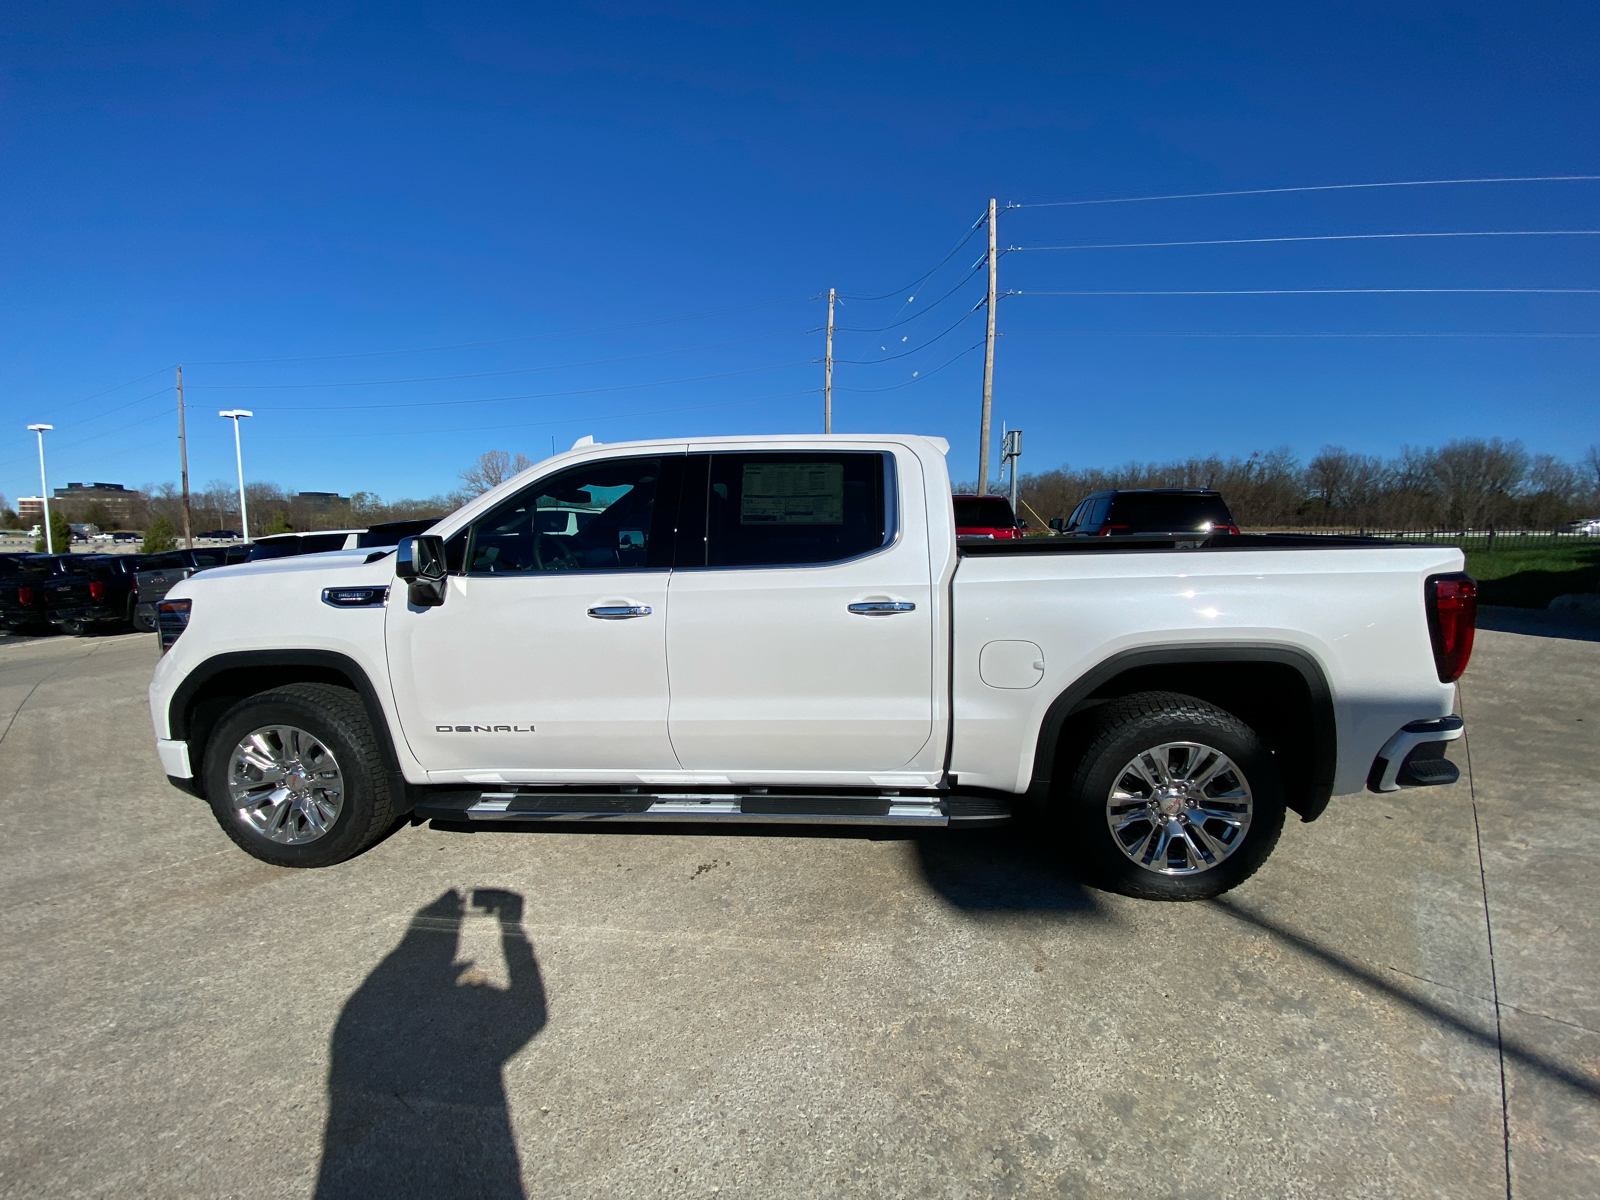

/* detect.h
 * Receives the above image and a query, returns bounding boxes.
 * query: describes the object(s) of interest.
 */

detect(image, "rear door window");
[690,452,892,568]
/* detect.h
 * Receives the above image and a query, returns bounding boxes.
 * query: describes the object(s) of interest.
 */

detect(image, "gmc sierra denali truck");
[148,434,1476,901]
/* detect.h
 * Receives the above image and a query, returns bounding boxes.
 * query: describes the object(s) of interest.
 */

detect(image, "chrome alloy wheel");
[227,725,346,845]
[1105,741,1253,876]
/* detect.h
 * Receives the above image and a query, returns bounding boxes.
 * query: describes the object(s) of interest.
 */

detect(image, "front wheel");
[1061,691,1285,901]
[202,683,398,867]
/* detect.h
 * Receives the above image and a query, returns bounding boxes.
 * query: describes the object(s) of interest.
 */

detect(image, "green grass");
[1417,537,1600,609]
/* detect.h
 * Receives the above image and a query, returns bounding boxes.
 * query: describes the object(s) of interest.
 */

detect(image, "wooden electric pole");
[824,287,836,434]
[977,198,998,495]
[176,365,193,549]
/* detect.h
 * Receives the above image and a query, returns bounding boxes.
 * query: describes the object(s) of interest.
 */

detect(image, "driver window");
[466,455,677,573]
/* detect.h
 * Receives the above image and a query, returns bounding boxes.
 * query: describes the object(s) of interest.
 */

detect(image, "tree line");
[998,439,1600,531]
[6,439,1597,538]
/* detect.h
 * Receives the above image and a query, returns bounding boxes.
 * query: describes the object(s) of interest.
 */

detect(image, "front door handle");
[588,605,653,619]
[848,601,916,615]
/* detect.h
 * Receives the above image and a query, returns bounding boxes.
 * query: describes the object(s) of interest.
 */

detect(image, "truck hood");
[189,548,393,584]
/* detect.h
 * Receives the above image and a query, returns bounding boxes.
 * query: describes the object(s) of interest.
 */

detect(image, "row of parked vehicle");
[0,520,437,638]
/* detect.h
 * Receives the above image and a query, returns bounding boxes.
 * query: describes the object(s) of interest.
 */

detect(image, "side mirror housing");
[396,534,448,606]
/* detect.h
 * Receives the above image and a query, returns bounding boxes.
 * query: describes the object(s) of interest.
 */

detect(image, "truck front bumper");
[1367,716,1464,792]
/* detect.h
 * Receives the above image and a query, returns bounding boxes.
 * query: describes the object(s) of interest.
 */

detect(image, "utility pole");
[176,365,193,549]
[824,287,836,434]
[977,198,998,494]
[27,424,53,553]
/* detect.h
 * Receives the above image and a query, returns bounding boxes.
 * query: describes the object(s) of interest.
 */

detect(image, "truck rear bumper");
[1367,716,1464,792]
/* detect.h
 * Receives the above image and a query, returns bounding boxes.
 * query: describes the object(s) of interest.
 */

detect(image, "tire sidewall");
[203,692,380,868]
[1068,705,1285,900]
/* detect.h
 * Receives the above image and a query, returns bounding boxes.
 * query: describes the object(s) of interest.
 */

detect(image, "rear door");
[664,447,936,774]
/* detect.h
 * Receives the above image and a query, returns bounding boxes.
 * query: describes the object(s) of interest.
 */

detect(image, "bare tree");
[1429,438,1528,529]
[460,450,534,497]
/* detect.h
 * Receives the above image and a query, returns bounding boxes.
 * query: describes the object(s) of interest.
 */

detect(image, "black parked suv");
[1059,489,1240,537]
[43,555,145,635]
[134,546,251,632]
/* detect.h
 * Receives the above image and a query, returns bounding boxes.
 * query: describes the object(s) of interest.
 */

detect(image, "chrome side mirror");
[396,534,448,607]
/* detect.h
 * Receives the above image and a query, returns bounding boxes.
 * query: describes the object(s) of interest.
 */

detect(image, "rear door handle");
[588,605,653,619]
[848,601,916,615]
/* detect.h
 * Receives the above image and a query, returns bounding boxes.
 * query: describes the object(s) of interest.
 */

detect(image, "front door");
[665,448,936,774]
[386,452,685,779]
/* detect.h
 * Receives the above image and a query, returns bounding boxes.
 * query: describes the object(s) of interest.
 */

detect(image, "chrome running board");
[412,790,1013,828]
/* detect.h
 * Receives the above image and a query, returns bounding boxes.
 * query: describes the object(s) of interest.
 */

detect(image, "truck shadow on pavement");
[315,887,545,1200]
[912,826,1107,916]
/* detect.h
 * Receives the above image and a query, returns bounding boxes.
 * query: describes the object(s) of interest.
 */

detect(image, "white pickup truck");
[148,434,1477,900]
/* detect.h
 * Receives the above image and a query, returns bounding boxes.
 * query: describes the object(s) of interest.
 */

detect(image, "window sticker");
[740,462,844,525]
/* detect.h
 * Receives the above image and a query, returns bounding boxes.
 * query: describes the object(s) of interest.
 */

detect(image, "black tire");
[1060,691,1285,901]
[131,608,157,634]
[202,682,398,868]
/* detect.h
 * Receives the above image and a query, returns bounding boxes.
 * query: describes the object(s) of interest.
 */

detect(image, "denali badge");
[436,724,536,733]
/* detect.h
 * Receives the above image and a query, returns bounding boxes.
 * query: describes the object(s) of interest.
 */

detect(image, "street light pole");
[219,410,254,543]
[27,424,54,553]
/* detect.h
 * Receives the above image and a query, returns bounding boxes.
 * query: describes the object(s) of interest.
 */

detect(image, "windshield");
[1107,493,1234,531]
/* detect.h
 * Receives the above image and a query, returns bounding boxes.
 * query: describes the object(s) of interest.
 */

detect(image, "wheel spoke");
[1104,740,1254,878]
[229,724,345,846]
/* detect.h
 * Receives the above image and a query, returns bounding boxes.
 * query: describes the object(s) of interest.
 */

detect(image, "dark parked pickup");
[44,555,146,635]
[1059,489,1240,537]
[0,555,77,634]
[134,547,251,632]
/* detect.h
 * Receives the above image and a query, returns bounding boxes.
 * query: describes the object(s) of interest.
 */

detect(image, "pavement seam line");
[1460,685,1514,1200]
[1379,965,1600,1036]
[0,644,102,750]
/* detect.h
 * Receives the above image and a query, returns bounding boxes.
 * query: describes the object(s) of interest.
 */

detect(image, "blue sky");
[2,2,1597,506]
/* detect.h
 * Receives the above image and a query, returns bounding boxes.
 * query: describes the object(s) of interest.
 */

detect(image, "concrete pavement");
[0,625,1593,1198]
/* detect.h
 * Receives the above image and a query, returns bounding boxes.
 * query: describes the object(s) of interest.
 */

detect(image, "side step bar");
[412,790,1012,828]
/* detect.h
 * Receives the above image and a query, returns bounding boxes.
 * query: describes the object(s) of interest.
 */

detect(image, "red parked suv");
[953,494,1023,539]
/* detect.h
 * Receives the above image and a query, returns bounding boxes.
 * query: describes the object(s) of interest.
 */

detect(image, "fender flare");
[168,649,415,814]
[1027,642,1337,821]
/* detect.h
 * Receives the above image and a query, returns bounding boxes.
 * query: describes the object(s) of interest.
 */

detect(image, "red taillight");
[17,586,33,606]
[89,580,106,601]
[1217,524,1241,536]
[1426,573,1477,682]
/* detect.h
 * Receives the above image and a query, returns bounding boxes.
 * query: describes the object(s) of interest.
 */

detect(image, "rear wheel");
[1061,691,1285,901]
[201,683,397,868]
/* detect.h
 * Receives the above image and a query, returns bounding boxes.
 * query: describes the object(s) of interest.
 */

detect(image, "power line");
[46,366,175,413]
[1010,174,1600,209]
[184,296,815,366]
[1010,230,1600,252]
[837,210,987,302]
[828,306,982,365]
[1013,287,1600,296]
[832,261,987,332]
[835,341,985,392]
[1007,330,1600,338]
[262,360,814,412]
[186,328,814,390]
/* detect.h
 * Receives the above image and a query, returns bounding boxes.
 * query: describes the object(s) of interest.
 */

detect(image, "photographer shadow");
[315,888,545,1200]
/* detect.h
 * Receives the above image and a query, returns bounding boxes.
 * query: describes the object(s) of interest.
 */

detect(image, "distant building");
[16,497,43,521]
[53,482,141,525]
[294,491,352,517]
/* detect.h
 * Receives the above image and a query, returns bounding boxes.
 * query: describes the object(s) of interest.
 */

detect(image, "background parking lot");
[0,620,1595,1198]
